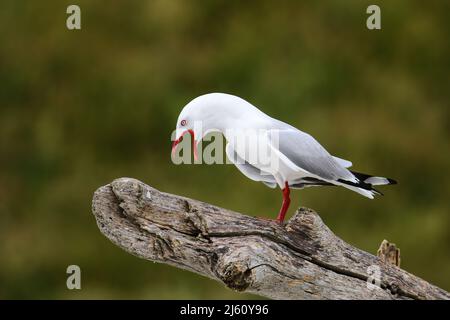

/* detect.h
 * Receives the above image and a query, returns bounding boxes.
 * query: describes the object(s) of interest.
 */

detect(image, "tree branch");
[91,178,449,300]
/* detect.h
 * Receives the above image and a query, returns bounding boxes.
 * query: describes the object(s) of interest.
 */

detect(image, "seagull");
[172,93,396,223]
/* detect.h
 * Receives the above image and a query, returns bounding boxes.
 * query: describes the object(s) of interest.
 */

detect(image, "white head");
[171,93,268,158]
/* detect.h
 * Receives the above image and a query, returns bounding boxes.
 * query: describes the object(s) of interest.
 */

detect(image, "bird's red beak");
[171,129,198,161]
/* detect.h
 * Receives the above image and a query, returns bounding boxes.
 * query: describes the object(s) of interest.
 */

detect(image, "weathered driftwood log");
[92,178,450,300]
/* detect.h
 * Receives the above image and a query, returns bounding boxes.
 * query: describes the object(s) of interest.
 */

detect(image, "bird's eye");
[180,119,187,126]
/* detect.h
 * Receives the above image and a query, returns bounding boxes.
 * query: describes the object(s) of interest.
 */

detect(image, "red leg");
[276,182,291,223]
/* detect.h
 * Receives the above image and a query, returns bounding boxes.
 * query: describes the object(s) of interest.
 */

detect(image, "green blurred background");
[1,0,449,299]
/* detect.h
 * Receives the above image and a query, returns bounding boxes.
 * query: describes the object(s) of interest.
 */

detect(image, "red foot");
[256,182,292,224]
[276,182,291,223]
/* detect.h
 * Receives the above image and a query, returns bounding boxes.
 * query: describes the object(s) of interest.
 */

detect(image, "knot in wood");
[218,261,253,292]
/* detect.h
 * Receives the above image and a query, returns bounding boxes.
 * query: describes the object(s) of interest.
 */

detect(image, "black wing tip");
[337,178,372,191]
[350,170,398,186]
[387,178,398,185]
[372,188,384,196]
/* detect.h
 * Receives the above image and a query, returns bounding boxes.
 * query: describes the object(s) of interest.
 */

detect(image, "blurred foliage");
[0,0,449,299]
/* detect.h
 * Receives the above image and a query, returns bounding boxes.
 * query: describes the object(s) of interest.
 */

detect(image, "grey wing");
[333,156,352,168]
[269,129,356,182]
[225,143,277,188]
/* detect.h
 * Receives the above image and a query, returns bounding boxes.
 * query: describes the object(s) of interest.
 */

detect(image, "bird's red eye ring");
[181,119,187,126]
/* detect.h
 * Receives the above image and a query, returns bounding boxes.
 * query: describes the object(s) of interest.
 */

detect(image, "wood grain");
[92,178,450,300]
